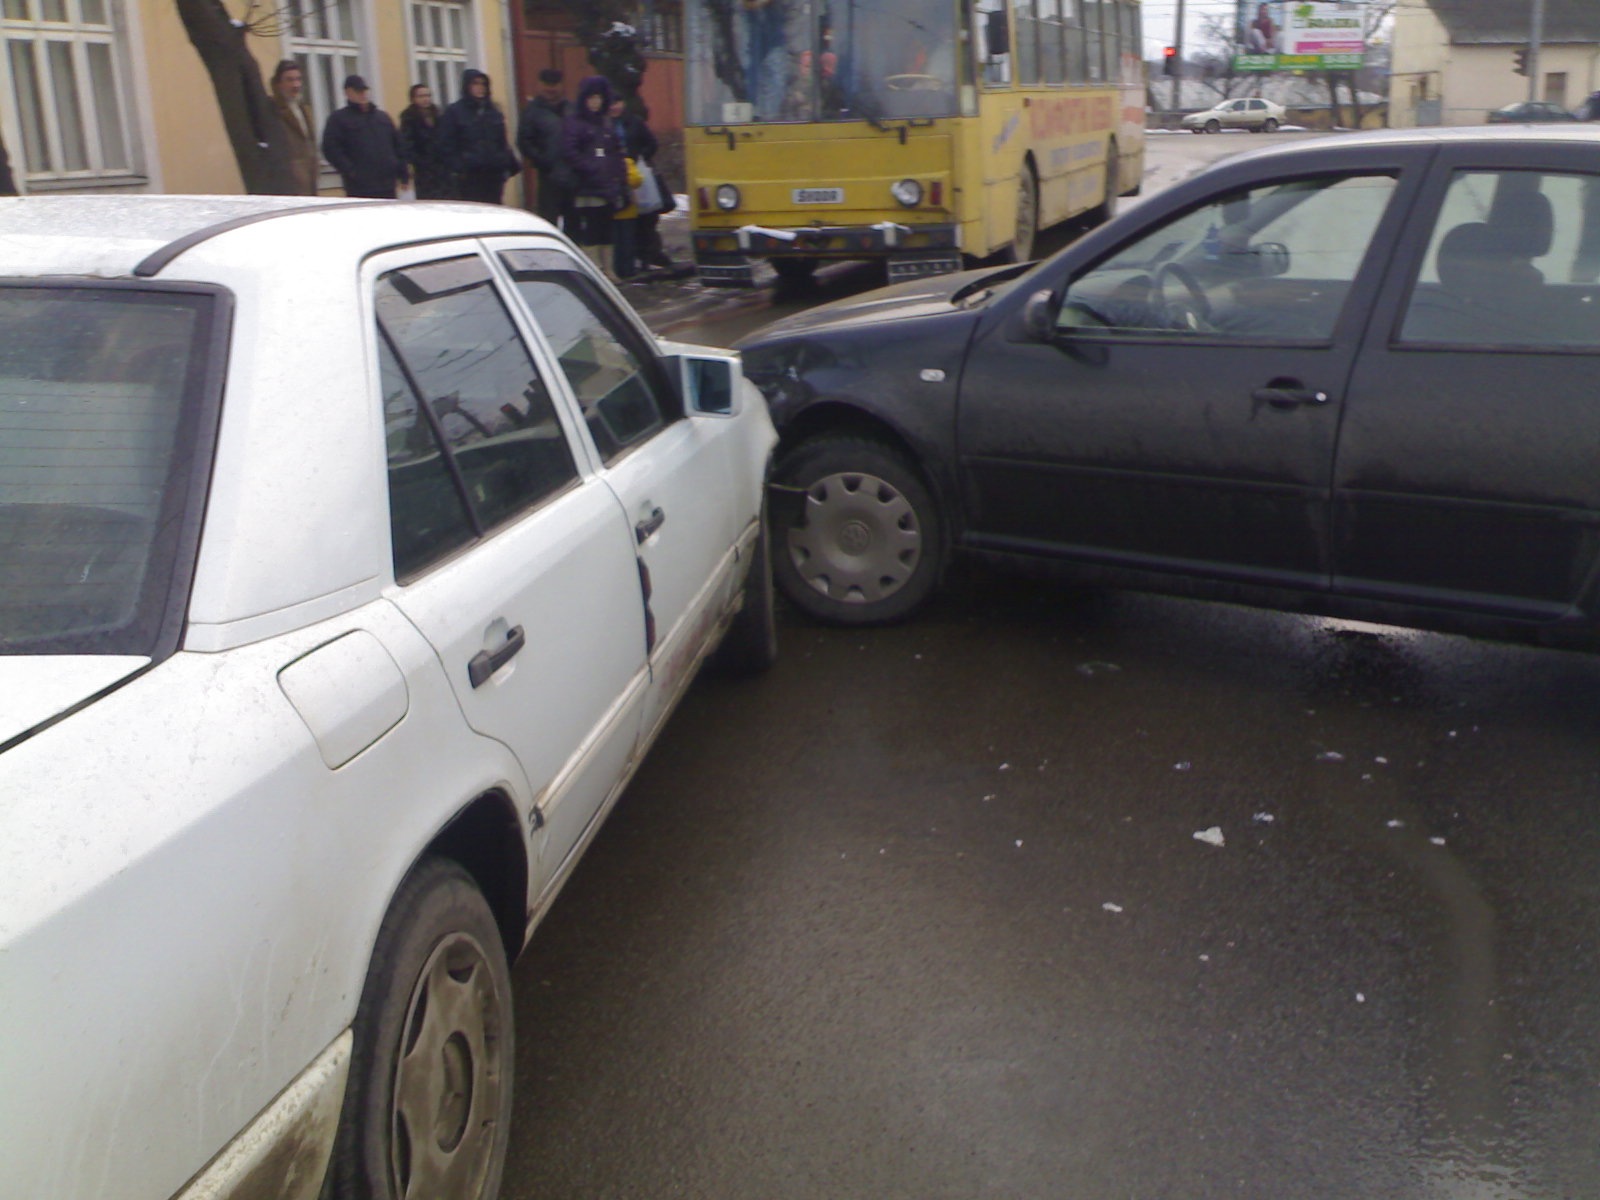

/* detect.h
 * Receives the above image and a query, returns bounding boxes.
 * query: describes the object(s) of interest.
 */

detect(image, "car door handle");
[1252,382,1330,409]
[468,624,525,689]
[635,506,666,543]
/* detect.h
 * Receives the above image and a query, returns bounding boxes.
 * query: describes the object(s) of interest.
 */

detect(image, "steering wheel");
[1154,261,1214,332]
[885,73,945,92]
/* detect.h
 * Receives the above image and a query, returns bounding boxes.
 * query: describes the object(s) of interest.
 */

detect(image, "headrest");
[1487,189,1554,259]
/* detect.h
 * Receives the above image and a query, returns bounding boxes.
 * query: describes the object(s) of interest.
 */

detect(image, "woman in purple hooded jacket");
[561,75,629,278]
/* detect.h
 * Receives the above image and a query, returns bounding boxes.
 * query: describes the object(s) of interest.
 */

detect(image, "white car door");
[369,246,650,893]
[490,241,747,742]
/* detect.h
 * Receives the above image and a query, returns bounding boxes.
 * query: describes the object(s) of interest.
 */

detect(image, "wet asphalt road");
[504,582,1600,1199]
[500,134,1600,1198]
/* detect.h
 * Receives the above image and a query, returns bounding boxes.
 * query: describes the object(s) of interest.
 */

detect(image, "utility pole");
[1173,0,1185,110]
[1528,0,1545,102]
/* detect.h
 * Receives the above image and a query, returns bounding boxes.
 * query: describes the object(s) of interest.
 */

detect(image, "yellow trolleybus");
[684,0,1146,284]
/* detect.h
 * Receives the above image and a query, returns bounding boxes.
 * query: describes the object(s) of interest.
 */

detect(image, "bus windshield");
[686,0,961,125]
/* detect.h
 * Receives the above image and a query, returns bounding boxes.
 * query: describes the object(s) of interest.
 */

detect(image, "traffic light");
[1163,46,1177,76]
[1513,46,1529,76]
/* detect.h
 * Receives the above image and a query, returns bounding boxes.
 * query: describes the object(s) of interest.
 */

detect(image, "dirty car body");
[0,196,775,1199]
[739,127,1600,650]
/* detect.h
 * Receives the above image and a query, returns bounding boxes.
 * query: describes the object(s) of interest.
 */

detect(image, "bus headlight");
[891,178,924,207]
[715,184,741,211]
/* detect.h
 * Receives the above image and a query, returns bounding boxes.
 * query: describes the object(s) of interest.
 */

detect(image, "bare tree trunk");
[1344,73,1366,128]
[174,0,299,194]
[0,131,17,196]
[1324,71,1344,129]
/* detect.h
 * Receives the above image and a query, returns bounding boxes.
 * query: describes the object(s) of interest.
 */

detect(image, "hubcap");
[786,470,921,604]
[391,932,505,1198]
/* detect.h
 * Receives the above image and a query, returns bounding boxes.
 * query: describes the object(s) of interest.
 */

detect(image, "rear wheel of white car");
[709,503,779,676]
[1263,117,1279,133]
[324,857,513,1200]
[773,436,942,625]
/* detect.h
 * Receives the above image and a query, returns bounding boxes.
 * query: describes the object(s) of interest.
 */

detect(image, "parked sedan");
[740,127,1600,650]
[1182,96,1286,133]
[0,196,776,1200]
[1487,100,1578,123]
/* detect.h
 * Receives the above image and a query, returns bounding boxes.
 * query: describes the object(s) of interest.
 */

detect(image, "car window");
[498,248,675,464]
[1399,169,1600,348]
[0,286,216,656]
[1058,173,1398,341]
[375,255,578,580]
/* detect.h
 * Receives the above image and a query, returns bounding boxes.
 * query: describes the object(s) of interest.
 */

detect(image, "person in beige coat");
[270,60,320,195]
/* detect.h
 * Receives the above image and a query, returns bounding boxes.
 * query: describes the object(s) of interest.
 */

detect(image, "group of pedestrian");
[266,59,671,281]
[514,69,674,280]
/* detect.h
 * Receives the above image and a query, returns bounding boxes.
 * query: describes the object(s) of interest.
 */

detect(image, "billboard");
[1233,1,1367,72]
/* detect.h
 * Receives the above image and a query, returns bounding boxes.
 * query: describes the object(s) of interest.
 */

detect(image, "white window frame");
[282,0,370,144]
[406,0,477,107]
[0,0,141,187]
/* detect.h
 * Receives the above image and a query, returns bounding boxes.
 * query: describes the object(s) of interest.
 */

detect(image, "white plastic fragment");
[1076,661,1122,676]
[1252,812,1275,824]
[1356,992,1366,1003]
[1386,819,1405,829]
[1199,954,1210,962]
[1375,756,1389,764]
[1174,761,1193,771]
[982,793,996,802]
[1317,751,1345,763]
[1102,902,1124,914]
[1430,836,1446,846]
[1193,826,1225,848]
[999,763,1011,771]
[1015,840,1024,849]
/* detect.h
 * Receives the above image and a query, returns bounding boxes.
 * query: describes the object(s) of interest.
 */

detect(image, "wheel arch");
[776,399,958,555]
[425,789,529,963]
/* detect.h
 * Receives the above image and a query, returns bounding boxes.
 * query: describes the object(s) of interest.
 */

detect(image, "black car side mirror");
[1022,288,1058,342]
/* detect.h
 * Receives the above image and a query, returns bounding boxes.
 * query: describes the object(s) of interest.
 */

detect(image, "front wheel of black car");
[772,436,942,625]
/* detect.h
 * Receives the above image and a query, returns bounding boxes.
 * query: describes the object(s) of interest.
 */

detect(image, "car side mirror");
[985,9,1010,57]
[1248,241,1290,277]
[663,353,741,416]
[1022,288,1058,342]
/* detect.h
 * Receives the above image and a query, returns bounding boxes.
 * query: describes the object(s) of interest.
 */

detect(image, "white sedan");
[0,195,777,1200]
[1182,96,1286,133]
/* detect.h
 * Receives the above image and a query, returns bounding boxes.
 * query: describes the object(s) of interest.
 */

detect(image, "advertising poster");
[1234,0,1366,72]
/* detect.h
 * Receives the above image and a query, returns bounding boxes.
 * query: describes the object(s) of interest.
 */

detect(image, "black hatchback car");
[739,128,1600,649]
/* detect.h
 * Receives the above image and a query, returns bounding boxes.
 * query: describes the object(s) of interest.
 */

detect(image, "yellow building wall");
[133,0,517,197]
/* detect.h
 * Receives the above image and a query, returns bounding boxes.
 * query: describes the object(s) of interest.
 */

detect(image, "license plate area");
[792,187,844,205]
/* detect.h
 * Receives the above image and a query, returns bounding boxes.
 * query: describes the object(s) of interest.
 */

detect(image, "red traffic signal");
[1163,45,1177,76]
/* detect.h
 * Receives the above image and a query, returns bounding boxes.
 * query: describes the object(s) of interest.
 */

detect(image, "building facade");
[0,0,518,195]
[1390,0,1600,127]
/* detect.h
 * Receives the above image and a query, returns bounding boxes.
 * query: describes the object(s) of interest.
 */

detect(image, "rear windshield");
[0,285,219,657]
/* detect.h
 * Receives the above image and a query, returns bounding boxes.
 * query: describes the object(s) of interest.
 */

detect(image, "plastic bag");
[633,162,666,216]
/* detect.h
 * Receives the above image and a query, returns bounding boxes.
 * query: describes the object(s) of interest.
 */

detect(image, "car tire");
[1263,117,1279,133]
[1008,167,1038,262]
[1205,119,1221,134]
[1084,139,1119,227]
[322,857,513,1200]
[708,504,778,677]
[772,436,942,626]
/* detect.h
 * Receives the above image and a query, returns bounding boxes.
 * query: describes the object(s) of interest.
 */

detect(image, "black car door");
[956,151,1424,591]
[1333,141,1600,623]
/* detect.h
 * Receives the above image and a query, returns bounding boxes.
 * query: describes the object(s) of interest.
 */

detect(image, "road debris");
[1193,826,1226,848]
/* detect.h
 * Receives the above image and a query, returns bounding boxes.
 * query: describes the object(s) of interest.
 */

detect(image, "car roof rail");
[133,199,390,278]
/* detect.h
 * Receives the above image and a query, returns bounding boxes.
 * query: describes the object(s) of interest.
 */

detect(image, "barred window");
[410,0,474,102]
[1,0,136,183]
[284,0,364,139]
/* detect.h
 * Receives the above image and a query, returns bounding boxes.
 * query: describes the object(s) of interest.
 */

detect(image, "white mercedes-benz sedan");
[0,195,777,1200]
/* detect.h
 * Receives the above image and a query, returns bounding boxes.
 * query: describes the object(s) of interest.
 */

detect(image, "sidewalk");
[615,202,774,333]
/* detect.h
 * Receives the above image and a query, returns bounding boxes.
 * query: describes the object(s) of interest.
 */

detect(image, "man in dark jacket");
[321,76,408,199]
[0,135,16,197]
[436,69,520,205]
[516,68,574,227]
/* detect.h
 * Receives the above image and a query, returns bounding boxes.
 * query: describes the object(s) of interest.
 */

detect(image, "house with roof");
[1389,0,1600,126]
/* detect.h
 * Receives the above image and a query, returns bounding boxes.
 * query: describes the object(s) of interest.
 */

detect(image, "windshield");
[0,286,217,657]
[687,0,961,124]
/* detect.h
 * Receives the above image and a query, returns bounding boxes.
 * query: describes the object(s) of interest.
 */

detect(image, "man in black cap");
[320,75,409,199]
[516,68,575,227]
